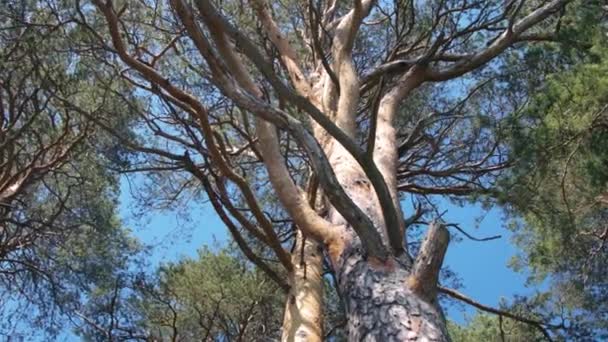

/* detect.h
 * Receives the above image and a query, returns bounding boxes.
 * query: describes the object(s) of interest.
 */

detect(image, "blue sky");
[439,201,534,323]
[118,177,535,326]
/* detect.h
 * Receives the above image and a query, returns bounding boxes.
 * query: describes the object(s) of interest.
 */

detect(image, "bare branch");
[408,221,449,302]
[249,0,312,97]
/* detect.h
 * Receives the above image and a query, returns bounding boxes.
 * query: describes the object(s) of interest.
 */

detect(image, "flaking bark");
[339,248,450,341]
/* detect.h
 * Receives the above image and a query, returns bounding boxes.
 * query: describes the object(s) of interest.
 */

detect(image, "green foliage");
[448,313,543,342]
[75,246,285,341]
[494,5,608,339]
[145,247,283,340]
[0,1,142,337]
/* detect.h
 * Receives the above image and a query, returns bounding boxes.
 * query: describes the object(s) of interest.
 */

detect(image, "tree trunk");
[337,247,449,341]
[325,145,450,341]
[281,231,324,342]
[279,147,451,342]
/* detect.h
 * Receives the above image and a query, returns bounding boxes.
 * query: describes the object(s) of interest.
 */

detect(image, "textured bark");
[338,249,450,341]
[281,232,324,342]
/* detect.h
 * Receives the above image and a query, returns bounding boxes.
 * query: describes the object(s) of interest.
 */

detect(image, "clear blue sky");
[118,177,536,326]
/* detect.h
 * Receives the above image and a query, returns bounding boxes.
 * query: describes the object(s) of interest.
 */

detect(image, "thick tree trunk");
[337,247,449,341]
[281,231,324,342]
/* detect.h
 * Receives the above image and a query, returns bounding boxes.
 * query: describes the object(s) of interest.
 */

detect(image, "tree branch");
[427,0,571,81]
[408,221,449,302]
[195,0,339,245]
[95,0,294,271]
[249,0,312,97]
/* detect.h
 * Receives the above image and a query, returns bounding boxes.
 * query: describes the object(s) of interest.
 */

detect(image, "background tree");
[440,4,608,340]
[74,247,285,341]
[448,312,543,342]
[493,8,608,339]
[0,2,139,338]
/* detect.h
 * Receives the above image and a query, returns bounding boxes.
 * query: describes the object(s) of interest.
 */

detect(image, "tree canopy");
[0,0,606,341]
